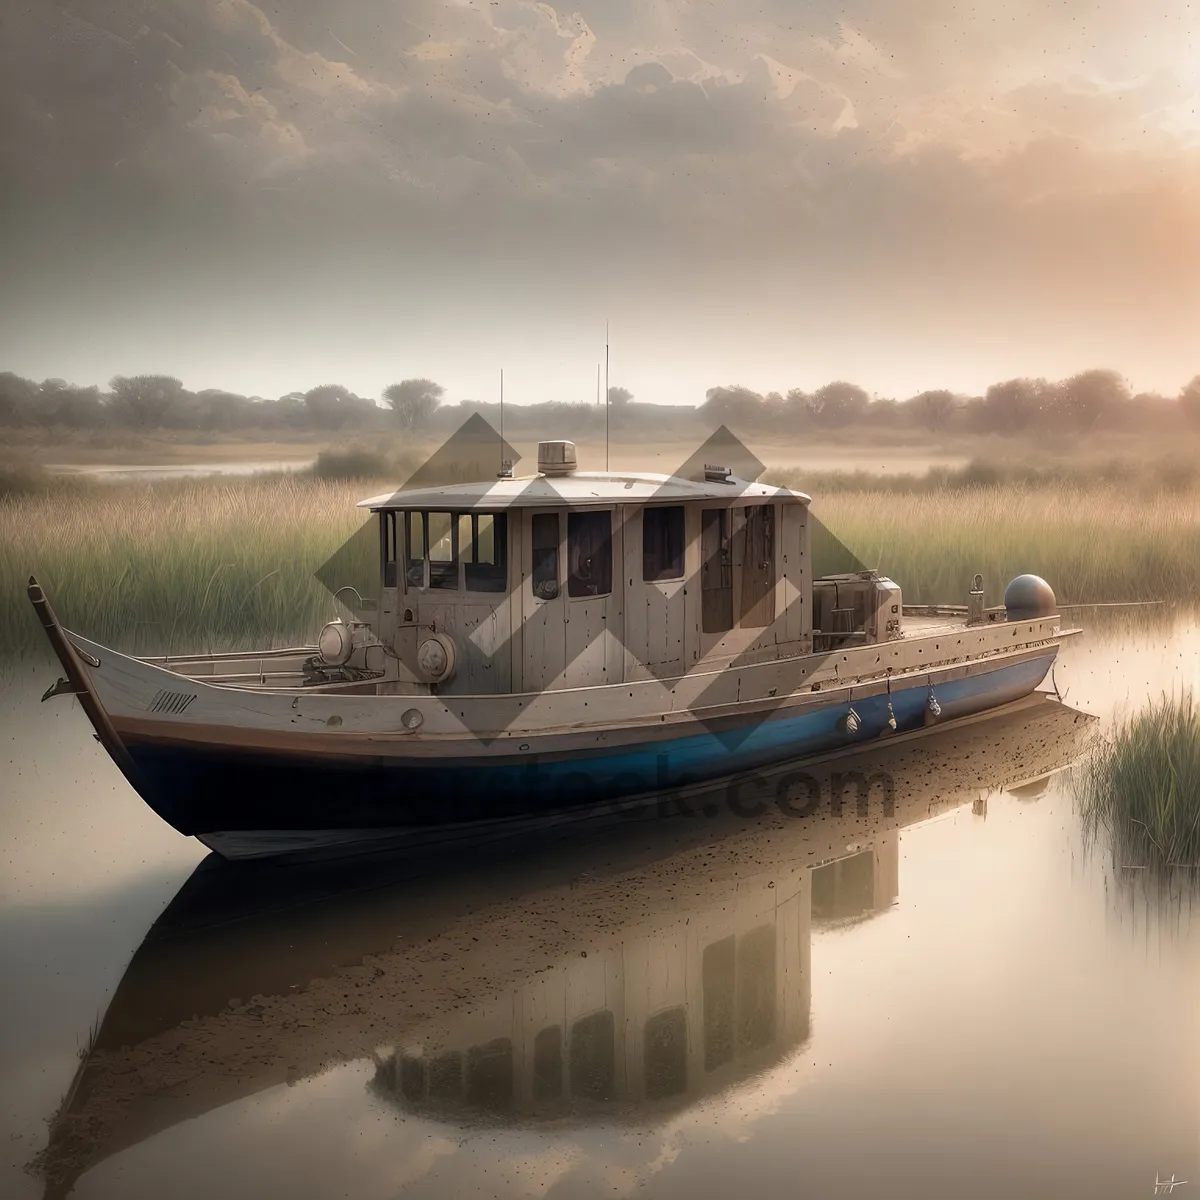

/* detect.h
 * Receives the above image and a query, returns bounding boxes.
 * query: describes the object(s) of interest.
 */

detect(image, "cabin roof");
[358,471,810,511]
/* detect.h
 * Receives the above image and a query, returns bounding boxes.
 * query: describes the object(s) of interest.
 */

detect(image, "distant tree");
[36,379,104,427]
[303,384,355,429]
[701,385,765,427]
[961,396,990,432]
[275,392,308,429]
[385,378,444,432]
[981,377,1045,433]
[607,385,633,408]
[300,384,379,430]
[810,381,870,427]
[761,390,787,424]
[194,389,251,431]
[863,396,902,427]
[109,374,186,427]
[1057,368,1130,430]
[784,388,815,427]
[908,389,958,431]
[0,372,37,425]
[1181,376,1200,428]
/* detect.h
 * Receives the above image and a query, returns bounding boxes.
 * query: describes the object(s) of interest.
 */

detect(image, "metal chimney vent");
[538,440,578,476]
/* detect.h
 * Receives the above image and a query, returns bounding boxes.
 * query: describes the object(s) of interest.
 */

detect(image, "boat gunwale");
[106,641,1070,758]
[71,619,1077,708]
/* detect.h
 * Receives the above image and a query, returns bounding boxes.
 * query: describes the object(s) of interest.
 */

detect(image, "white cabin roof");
[358,471,811,511]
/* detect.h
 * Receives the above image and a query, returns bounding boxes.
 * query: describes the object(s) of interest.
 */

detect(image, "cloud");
[2,0,1199,398]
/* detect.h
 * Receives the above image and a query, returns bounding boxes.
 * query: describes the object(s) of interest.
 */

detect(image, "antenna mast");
[498,368,505,475]
[604,321,610,471]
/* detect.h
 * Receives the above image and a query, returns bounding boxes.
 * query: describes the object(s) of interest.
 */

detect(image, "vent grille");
[148,689,197,715]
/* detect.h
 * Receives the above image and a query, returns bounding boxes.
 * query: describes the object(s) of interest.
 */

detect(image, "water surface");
[2,607,1198,1200]
[43,461,315,482]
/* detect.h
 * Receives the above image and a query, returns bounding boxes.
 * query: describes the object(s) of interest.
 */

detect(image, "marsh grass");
[310,443,422,481]
[771,453,1200,496]
[809,484,1200,607]
[3,467,1200,656]
[1074,693,1200,873]
[0,473,381,657]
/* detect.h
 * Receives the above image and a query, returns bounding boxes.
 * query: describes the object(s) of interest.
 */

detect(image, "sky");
[1,0,1198,406]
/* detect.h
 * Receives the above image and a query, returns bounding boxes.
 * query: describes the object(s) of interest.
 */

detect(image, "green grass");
[770,453,1200,496]
[3,466,1200,657]
[0,473,381,657]
[808,484,1200,607]
[1074,693,1200,873]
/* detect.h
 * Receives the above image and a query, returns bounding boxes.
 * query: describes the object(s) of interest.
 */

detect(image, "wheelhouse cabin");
[346,441,903,697]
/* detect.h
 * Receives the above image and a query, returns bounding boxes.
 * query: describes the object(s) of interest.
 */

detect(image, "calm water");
[2,609,1198,1200]
[43,461,314,482]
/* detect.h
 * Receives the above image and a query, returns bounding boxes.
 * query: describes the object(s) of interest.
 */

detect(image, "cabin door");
[700,508,734,635]
[521,509,567,691]
[520,506,622,691]
[736,504,776,628]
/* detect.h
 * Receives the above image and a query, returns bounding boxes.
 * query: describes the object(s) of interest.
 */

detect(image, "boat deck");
[147,610,1009,692]
[899,613,972,638]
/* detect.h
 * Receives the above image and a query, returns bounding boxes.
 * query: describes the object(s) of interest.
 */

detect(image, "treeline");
[2,368,1199,436]
[0,374,447,433]
[701,371,1200,434]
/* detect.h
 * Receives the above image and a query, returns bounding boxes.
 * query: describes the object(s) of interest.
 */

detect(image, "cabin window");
[404,512,426,589]
[569,1010,616,1101]
[642,506,685,582]
[644,1007,687,1100]
[568,511,612,598]
[381,512,398,588]
[427,511,457,590]
[739,504,775,627]
[702,935,736,1070]
[464,513,508,592]
[531,512,560,600]
[404,510,507,592]
[533,1026,563,1100]
[701,509,734,633]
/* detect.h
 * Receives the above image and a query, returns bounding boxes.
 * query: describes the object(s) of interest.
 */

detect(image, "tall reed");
[810,484,1200,607]
[1074,693,1200,872]
[0,474,379,657]
[3,472,1200,657]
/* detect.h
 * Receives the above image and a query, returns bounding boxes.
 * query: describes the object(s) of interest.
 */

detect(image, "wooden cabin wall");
[382,497,812,697]
[425,598,512,695]
[621,506,687,681]
[562,507,624,689]
[779,503,811,649]
[518,507,625,693]
[692,500,810,668]
[508,514,525,691]
[519,510,566,692]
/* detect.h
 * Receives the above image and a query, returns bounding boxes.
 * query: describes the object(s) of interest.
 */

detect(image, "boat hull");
[123,650,1058,858]
[26,575,1067,861]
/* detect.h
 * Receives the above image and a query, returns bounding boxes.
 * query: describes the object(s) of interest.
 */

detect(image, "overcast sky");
[2,0,1198,404]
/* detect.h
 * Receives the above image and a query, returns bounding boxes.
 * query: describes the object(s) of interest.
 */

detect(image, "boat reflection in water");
[35,697,1093,1197]
[372,835,896,1125]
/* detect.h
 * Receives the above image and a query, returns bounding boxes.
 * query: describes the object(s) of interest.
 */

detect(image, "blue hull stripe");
[127,653,1057,836]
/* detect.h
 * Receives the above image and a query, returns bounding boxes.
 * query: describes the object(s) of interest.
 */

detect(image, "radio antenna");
[498,367,504,475]
[604,321,610,471]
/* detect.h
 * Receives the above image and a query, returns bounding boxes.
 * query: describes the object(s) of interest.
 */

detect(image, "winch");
[303,619,387,685]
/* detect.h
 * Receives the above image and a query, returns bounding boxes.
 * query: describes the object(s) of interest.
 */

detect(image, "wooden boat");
[29,439,1077,860]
